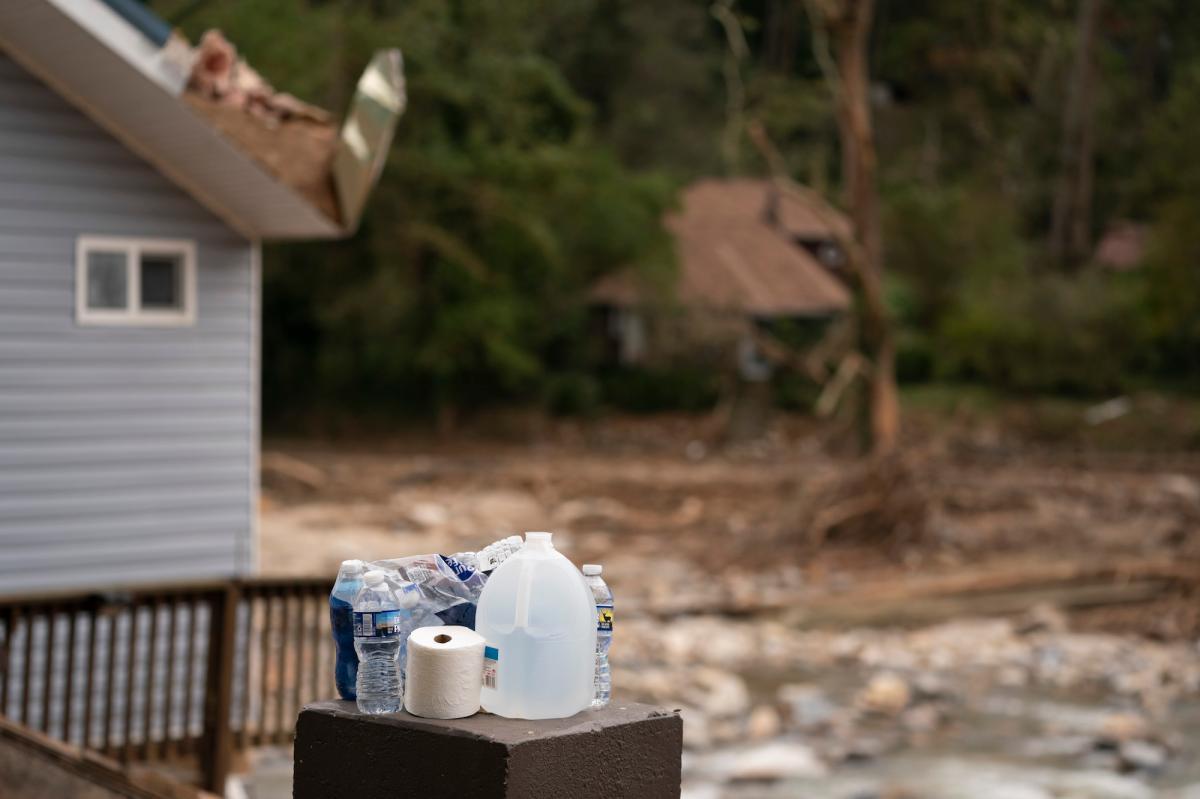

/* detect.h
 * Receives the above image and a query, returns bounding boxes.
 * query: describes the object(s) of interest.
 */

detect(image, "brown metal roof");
[682,177,852,240]
[592,178,852,317]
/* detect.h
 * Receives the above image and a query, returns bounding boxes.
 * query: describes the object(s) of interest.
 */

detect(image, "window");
[76,237,196,326]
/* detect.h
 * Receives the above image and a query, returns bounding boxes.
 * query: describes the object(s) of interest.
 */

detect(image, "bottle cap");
[340,559,364,571]
[525,531,552,546]
[582,564,603,576]
[363,570,386,586]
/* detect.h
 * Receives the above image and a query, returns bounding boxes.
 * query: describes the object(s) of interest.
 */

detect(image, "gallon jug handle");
[514,558,533,629]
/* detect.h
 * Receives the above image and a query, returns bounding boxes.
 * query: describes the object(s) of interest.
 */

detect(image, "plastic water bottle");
[583,564,613,709]
[476,532,597,719]
[353,570,406,714]
[450,534,525,574]
[329,559,364,700]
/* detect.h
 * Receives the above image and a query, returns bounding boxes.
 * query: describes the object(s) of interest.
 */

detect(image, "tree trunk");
[1049,0,1102,267]
[765,0,798,73]
[810,0,899,454]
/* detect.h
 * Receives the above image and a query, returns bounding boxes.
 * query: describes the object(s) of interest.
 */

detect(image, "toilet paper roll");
[404,625,486,719]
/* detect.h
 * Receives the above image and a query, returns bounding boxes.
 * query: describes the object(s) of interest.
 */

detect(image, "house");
[1094,219,1150,272]
[0,0,403,594]
[590,178,852,371]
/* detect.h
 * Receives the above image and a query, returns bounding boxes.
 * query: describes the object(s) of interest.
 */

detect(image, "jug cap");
[524,532,553,546]
[582,564,602,576]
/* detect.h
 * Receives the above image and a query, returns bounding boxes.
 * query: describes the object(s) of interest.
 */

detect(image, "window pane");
[86,251,128,309]
[140,253,182,310]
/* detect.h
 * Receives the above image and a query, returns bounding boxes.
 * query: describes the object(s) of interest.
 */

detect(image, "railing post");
[199,584,239,795]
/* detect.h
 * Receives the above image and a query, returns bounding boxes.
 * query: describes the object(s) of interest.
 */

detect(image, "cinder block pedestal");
[293,700,682,799]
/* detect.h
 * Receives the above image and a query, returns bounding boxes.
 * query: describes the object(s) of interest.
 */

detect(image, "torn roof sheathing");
[183,29,342,228]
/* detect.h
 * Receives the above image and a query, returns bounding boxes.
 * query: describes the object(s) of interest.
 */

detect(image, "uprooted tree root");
[786,449,932,553]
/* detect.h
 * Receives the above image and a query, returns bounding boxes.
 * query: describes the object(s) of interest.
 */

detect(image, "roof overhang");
[0,0,345,240]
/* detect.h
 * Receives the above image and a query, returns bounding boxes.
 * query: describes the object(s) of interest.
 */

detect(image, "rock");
[1160,473,1200,503]
[997,665,1030,688]
[407,501,449,528]
[745,705,781,740]
[725,742,828,782]
[913,672,954,701]
[1016,602,1070,635]
[1079,749,1123,771]
[680,783,721,799]
[1017,735,1095,759]
[708,718,745,746]
[835,732,901,763]
[685,667,751,719]
[901,703,943,734]
[678,705,712,750]
[777,683,838,732]
[1120,740,1169,772]
[553,496,629,526]
[1099,712,1150,744]
[859,672,912,715]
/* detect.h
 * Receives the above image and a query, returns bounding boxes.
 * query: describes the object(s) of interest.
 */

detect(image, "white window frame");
[76,235,197,327]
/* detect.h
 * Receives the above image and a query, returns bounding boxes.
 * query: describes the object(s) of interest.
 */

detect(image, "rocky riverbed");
[610,611,1200,798]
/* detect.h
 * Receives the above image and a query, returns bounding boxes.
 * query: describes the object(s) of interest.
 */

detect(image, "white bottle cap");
[525,532,552,545]
[363,570,386,586]
[340,559,364,571]
[582,564,602,576]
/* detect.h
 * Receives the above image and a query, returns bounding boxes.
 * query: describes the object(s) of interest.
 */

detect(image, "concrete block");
[293,700,682,799]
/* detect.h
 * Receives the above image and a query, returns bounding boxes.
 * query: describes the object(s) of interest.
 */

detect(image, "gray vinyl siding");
[0,52,256,594]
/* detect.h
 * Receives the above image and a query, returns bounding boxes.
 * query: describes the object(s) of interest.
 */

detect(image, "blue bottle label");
[439,554,476,581]
[353,610,402,638]
[597,604,614,633]
[482,645,499,689]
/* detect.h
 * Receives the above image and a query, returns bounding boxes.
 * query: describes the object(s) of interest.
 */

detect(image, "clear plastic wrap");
[368,553,486,633]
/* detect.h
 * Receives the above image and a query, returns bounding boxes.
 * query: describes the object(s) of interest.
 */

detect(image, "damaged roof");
[592,178,852,318]
[0,0,403,240]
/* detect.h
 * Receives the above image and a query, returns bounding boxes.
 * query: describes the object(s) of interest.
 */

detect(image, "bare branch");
[746,121,866,281]
[801,0,842,99]
[711,0,750,172]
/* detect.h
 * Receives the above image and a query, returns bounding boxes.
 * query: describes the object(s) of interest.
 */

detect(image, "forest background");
[152,0,1200,431]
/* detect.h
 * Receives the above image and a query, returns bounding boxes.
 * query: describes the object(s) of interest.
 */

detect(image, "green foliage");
[1139,199,1200,383]
[935,270,1145,395]
[158,0,677,422]
[542,372,602,417]
[599,367,721,414]
[147,0,1200,419]
[772,370,821,413]
[884,181,1150,396]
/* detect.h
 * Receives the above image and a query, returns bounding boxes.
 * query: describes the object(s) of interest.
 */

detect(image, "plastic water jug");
[475,532,597,719]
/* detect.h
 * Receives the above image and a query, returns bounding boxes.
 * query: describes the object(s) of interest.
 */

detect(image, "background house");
[590,177,852,371]
[1094,219,1150,272]
[0,0,402,594]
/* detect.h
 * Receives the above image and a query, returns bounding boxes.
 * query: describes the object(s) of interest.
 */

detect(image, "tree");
[803,0,899,453]
[1048,0,1103,267]
[161,0,675,425]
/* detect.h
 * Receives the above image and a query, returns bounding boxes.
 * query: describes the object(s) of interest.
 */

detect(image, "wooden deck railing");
[0,577,333,795]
